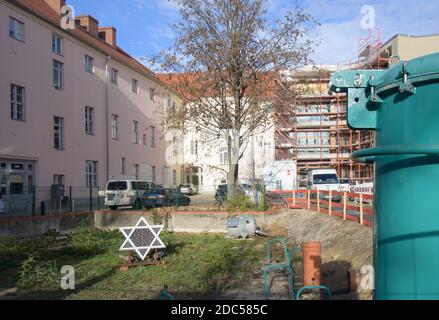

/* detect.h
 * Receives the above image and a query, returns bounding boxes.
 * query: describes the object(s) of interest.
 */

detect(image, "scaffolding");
[275,29,388,188]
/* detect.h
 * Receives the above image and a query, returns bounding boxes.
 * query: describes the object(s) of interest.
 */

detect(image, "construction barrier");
[270,190,374,228]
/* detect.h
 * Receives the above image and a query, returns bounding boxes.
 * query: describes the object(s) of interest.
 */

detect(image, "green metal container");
[330,53,439,300]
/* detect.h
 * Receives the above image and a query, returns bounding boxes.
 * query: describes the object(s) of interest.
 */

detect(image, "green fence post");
[32,186,36,216]
[262,185,267,211]
[69,186,73,212]
[89,187,93,212]
[256,186,259,211]
[176,188,180,209]
[97,187,100,211]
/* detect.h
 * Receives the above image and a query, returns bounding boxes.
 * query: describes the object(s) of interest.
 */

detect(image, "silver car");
[179,184,198,195]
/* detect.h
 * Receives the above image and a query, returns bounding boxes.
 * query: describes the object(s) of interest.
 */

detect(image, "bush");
[70,228,112,255]
[17,253,59,289]
[226,195,254,212]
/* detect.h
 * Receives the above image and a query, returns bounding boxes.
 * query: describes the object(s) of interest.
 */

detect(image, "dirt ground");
[222,208,373,300]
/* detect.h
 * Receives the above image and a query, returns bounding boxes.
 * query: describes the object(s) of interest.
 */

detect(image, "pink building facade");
[0,0,176,213]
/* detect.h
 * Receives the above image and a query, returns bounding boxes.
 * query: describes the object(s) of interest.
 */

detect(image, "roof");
[382,33,439,48]
[157,72,283,100]
[5,0,179,95]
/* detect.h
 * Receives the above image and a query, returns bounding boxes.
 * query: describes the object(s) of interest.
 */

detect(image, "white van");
[307,169,341,201]
[105,180,156,210]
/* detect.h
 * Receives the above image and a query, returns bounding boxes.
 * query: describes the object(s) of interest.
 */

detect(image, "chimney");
[75,15,99,37]
[98,27,117,47]
[45,0,66,14]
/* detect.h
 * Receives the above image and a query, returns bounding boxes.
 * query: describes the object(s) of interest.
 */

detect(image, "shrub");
[70,228,111,255]
[17,253,59,289]
[226,195,254,212]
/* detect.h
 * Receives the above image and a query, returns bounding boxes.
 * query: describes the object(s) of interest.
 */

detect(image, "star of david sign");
[119,217,166,261]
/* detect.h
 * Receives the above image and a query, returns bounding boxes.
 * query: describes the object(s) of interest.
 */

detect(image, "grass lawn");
[0,229,270,300]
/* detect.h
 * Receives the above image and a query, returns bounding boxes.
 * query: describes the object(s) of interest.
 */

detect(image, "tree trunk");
[227,129,240,201]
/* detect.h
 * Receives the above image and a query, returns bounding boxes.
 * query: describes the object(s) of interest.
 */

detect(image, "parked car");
[143,187,191,208]
[179,184,198,195]
[105,180,156,210]
[339,178,351,193]
[307,169,342,202]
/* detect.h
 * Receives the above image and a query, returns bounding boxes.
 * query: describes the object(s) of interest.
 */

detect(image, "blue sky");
[68,0,439,67]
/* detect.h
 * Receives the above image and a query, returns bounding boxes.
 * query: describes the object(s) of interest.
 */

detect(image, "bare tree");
[150,0,318,199]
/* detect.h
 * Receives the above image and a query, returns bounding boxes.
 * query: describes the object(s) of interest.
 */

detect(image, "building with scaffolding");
[275,66,375,188]
[276,30,439,188]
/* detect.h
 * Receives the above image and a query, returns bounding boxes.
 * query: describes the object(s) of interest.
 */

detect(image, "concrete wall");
[0,212,93,238]
[0,210,271,238]
[95,210,270,234]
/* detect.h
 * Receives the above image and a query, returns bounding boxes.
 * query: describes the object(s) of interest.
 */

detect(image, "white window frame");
[219,147,229,166]
[85,106,94,135]
[132,79,139,94]
[54,116,65,150]
[10,84,25,121]
[150,126,156,147]
[111,68,118,84]
[86,161,98,187]
[152,166,156,183]
[133,164,139,180]
[190,139,198,156]
[9,17,24,42]
[52,33,63,55]
[150,88,156,102]
[132,121,139,144]
[121,158,126,175]
[85,55,94,73]
[111,114,119,140]
[53,175,65,185]
[53,60,64,90]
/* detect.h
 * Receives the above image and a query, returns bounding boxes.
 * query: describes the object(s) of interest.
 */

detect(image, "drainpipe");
[105,50,114,182]
[105,58,110,181]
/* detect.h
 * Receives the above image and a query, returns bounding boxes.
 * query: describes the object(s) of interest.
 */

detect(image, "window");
[143,134,147,146]
[150,88,156,102]
[190,139,198,156]
[133,164,139,180]
[10,84,25,121]
[86,161,98,187]
[10,175,23,195]
[53,60,64,90]
[52,34,63,55]
[9,17,24,42]
[85,106,94,135]
[121,158,126,175]
[220,147,229,166]
[152,166,156,183]
[53,175,65,185]
[263,141,272,155]
[85,55,94,73]
[54,116,65,150]
[111,114,119,140]
[132,79,138,94]
[150,126,156,147]
[111,68,118,84]
[132,121,139,144]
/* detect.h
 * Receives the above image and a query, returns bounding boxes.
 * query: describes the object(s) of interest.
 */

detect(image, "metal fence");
[268,190,374,227]
[0,186,103,218]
